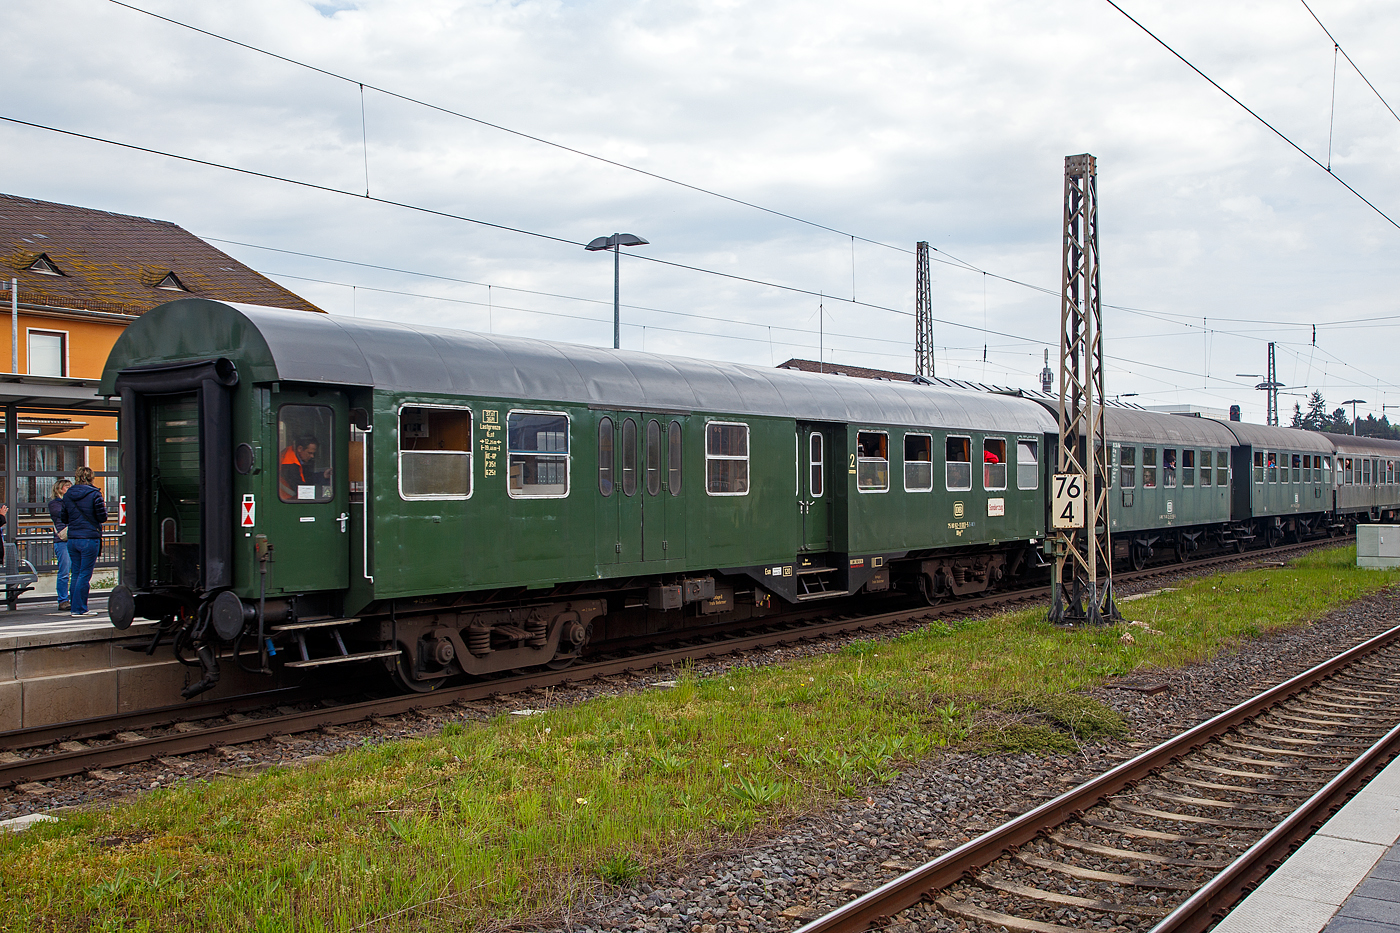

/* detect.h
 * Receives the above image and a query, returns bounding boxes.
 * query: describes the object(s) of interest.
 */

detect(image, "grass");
[1,544,1393,931]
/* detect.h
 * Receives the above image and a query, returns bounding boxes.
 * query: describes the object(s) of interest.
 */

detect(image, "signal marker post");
[1049,154,1120,627]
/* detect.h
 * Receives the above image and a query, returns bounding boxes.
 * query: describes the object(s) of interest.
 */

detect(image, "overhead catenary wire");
[1104,0,1400,231]
[1299,0,1400,127]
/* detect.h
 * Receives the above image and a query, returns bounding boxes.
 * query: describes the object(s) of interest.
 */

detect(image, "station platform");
[1214,751,1400,932]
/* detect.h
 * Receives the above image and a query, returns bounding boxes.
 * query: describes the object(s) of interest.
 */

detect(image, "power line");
[1298,0,1400,127]
[0,112,916,318]
[1104,0,1400,232]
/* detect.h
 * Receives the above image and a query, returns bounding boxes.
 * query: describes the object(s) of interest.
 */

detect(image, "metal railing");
[13,523,121,571]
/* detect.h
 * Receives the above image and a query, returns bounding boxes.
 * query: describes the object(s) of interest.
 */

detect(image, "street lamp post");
[585,233,649,349]
[1342,399,1367,435]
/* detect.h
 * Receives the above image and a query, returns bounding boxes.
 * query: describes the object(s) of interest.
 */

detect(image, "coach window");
[1142,447,1158,488]
[1163,449,1177,488]
[1389,460,1395,485]
[904,433,932,492]
[621,418,638,496]
[946,435,972,491]
[1343,457,1352,485]
[706,422,749,495]
[1323,456,1332,485]
[1214,451,1227,487]
[1016,439,1039,490]
[1291,454,1301,483]
[809,432,825,497]
[1254,451,1265,484]
[983,438,1007,491]
[1199,451,1212,487]
[668,421,683,495]
[1119,445,1136,488]
[856,431,889,492]
[398,405,472,499]
[645,420,662,496]
[598,418,615,497]
[1363,458,1372,486]
[1302,455,1311,484]
[278,404,335,503]
[1182,449,1195,487]
[508,411,569,498]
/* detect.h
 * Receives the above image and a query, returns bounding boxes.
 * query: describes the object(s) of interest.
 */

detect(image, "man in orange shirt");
[279,434,331,500]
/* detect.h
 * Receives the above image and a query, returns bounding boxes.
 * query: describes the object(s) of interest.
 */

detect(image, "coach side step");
[284,648,401,669]
[270,617,360,632]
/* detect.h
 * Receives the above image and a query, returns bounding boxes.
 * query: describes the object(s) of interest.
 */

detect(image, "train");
[99,299,1400,698]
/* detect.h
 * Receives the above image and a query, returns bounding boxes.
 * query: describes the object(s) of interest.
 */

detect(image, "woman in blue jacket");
[60,467,107,617]
[49,478,73,611]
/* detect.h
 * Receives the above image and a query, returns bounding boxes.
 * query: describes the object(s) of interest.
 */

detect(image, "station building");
[0,192,320,576]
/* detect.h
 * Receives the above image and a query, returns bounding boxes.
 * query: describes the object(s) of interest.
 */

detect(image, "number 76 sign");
[1051,473,1086,529]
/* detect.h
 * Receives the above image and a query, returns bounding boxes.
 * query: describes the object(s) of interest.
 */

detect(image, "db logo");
[240,494,256,528]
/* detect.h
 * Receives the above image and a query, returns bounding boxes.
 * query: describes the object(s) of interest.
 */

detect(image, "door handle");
[337,512,349,533]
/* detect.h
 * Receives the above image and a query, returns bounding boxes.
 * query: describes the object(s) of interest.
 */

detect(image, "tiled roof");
[776,358,917,381]
[0,193,323,315]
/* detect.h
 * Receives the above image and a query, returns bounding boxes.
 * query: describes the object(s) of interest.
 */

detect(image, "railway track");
[794,621,1400,933]
[0,536,1347,790]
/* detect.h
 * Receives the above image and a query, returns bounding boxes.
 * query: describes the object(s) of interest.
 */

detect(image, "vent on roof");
[26,254,62,276]
[155,271,187,292]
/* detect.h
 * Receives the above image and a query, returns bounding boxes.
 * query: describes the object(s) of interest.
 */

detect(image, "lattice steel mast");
[915,241,934,377]
[1049,154,1120,626]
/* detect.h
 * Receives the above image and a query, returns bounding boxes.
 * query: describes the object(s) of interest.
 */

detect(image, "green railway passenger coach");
[102,300,1058,697]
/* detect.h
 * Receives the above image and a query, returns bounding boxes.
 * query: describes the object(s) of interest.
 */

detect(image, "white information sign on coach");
[1051,473,1086,529]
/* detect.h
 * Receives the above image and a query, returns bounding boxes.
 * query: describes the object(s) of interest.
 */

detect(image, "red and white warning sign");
[118,495,127,527]
[240,494,256,528]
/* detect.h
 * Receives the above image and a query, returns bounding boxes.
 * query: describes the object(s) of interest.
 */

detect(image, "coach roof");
[102,299,1059,433]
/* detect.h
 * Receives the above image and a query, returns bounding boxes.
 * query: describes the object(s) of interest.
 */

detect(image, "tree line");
[1290,391,1400,439]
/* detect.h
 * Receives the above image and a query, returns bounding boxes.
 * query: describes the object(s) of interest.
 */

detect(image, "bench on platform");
[3,542,39,610]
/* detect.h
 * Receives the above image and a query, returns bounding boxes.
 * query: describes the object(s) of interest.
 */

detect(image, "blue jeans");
[54,540,71,604]
[68,538,100,615]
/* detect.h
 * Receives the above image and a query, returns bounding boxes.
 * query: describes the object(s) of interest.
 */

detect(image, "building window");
[856,431,889,492]
[705,422,749,495]
[946,435,972,491]
[26,254,61,276]
[507,411,569,498]
[904,433,932,492]
[156,271,187,291]
[27,330,66,377]
[398,405,471,499]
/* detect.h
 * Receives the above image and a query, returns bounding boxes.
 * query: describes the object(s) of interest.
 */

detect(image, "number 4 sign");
[1051,473,1086,529]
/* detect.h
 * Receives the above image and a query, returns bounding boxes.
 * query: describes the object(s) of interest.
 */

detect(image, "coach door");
[798,423,833,552]
[269,388,351,594]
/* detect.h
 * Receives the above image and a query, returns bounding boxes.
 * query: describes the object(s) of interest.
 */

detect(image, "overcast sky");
[4,0,1398,423]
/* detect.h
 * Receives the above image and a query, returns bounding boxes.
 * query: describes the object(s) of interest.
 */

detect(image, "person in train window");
[1164,450,1176,482]
[279,434,332,501]
[983,449,1000,463]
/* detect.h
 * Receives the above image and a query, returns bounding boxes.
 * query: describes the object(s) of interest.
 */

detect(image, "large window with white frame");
[946,435,972,491]
[903,433,932,492]
[1016,439,1039,490]
[27,329,66,377]
[983,438,1007,491]
[508,410,569,498]
[705,422,749,495]
[856,431,889,492]
[399,405,473,499]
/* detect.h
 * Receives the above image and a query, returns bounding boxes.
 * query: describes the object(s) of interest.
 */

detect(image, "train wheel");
[1175,541,1190,563]
[1234,537,1247,554]
[391,655,446,693]
[1130,543,1148,571]
[546,654,579,671]
[1267,526,1284,549]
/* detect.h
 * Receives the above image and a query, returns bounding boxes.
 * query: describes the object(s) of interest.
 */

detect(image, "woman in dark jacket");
[60,467,107,616]
[49,478,73,611]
